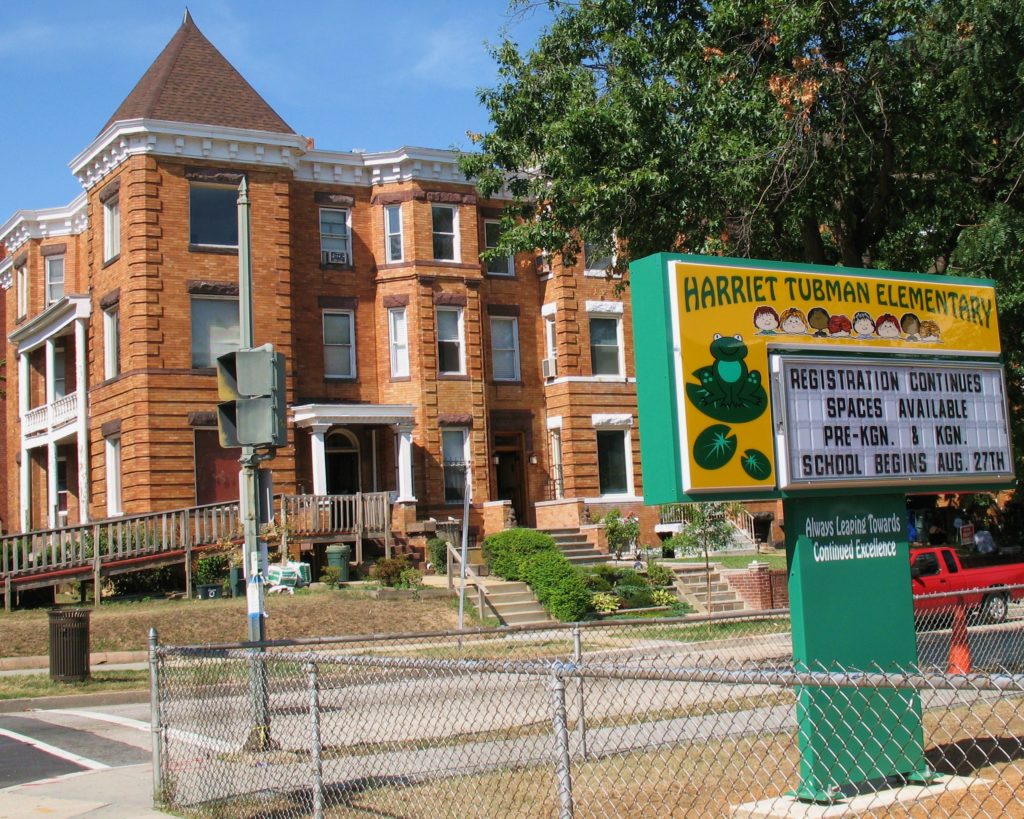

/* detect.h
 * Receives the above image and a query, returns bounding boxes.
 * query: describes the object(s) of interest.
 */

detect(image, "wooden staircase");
[672,564,746,614]
[542,528,610,566]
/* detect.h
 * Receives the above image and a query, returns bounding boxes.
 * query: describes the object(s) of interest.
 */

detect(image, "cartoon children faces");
[779,307,808,335]
[852,311,875,339]
[753,305,780,335]
[875,313,901,339]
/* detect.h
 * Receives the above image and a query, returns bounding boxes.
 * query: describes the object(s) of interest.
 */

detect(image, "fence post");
[92,524,102,607]
[572,624,587,760]
[148,628,164,808]
[306,661,325,819]
[550,667,574,819]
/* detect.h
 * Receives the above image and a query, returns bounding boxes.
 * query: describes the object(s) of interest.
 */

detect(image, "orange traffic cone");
[947,598,972,675]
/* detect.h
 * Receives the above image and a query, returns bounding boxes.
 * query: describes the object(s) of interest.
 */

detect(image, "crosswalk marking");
[38,709,150,732]
[0,727,109,770]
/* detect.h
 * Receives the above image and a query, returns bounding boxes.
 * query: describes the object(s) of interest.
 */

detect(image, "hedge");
[521,549,592,622]
[481,528,557,581]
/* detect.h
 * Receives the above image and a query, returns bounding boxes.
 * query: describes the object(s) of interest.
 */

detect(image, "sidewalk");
[0,763,170,818]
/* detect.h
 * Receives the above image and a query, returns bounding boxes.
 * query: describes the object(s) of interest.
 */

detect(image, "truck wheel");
[982,593,1009,623]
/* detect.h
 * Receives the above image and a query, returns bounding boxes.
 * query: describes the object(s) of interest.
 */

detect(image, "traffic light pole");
[237,178,274,751]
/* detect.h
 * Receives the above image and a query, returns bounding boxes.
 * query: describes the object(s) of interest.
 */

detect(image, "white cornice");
[69,119,311,189]
[68,119,513,197]
[0,193,88,256]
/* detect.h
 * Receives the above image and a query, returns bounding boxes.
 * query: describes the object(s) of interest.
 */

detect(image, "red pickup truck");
[910,546,1024,622]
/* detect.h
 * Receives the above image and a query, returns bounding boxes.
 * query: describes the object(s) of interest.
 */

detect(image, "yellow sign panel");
[670,259,1002,493]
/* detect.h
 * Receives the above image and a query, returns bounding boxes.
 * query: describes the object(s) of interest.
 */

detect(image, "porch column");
[45,338,56,405]
[75,318,90,523]
[18,351,29,417]
[19,448,30,532]
[47,440,58,528]
[310,423,330,495]
[395,422,416,502]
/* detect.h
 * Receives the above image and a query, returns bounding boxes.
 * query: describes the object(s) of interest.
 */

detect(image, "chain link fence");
[151,594,1024,817]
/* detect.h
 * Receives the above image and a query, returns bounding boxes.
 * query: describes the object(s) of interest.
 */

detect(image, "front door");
[494,433,528,526]
[194,429,241,506]
[326,451,360,495]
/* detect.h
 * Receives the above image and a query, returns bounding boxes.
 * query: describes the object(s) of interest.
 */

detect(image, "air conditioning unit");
[542,357,557,379]
[323,250,349,265]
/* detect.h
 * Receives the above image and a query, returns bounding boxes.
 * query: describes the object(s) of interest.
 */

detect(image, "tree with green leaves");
[463,0,1024,522]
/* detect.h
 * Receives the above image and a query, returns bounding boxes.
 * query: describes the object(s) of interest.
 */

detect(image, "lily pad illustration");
[741,448,772,481]
[686,334,768,423]
[693,424,737,470]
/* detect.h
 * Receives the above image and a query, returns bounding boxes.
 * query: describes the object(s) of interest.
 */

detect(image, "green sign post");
[785,493,931,800]
[629,253,1014,803]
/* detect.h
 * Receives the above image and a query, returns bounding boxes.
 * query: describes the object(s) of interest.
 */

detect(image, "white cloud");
[409,20,493,90]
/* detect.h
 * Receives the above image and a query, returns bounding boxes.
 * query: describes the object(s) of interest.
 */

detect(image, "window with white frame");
[189,183,238,247]
[104,307,120,380]
[442,427,470,503]
[385,204,403,262]
[589,315,622,376]
[190,296,239,368]
[103,197,120,261]
[106,436,123,517]
[483,220,513,276]
[45,256,65,304]
[388,307,409,377]
[431,204,458,261]
[16,264,27,318]
[596,428,632,496]
[323,310,355,378]
[53,343,66,399]
[489,316,520,381]
[584,241,614,276]
[320,208,352,265]
[544,314,558,378]
[548,426,564,499]
[436,306,464,374]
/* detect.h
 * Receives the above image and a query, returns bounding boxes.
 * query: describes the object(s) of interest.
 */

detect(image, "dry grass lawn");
[0,589,459,658]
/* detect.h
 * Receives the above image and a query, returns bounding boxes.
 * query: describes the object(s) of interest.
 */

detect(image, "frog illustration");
[686,334,768,424]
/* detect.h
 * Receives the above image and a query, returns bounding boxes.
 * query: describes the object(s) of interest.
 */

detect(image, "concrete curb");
[0,687,150,714]
[0,650,148,672]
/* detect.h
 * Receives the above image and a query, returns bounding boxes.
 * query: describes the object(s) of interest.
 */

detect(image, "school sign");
[630,253,1014,803]
[630,254,1012,502]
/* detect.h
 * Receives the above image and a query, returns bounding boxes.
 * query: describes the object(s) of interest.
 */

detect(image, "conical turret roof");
[101,10,294,134]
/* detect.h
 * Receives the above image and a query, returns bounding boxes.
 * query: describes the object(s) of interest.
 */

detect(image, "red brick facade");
[0,15,761,548]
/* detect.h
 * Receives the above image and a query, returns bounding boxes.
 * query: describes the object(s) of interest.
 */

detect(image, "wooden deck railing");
[1,492,392,609]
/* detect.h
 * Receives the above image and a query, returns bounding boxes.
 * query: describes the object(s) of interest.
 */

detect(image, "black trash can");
[325,543,351,582]
[197,584,223,600]
[48,608,91,682]
[229,566,245,597]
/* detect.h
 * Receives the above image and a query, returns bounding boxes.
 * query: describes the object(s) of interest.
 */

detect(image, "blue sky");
[0,0,551,221]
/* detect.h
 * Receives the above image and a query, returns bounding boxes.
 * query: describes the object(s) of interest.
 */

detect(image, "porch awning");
[291,403,415,428]
[9,295,91,354]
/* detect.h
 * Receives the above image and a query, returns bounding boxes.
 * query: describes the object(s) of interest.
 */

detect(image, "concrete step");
[486,591,537,605]
[484,581,530,594]
[689,590,741,604]
[564,554,610,564]
[501,610,553,626]
[544,528,582,536]
[709,600,746,613]
[678,581,731,593]
[493,600,550,616]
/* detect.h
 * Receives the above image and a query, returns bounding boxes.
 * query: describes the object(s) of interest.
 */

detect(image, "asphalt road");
[0,704,150,789]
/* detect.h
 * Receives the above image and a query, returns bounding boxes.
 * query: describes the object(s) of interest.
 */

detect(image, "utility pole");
[236,178,275,751]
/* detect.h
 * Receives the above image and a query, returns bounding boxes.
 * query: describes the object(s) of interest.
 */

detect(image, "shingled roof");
[101,10,294,135]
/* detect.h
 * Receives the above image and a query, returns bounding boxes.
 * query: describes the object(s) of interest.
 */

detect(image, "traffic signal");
[216,344,287,448]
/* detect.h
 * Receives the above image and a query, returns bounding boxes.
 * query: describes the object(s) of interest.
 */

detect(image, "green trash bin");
[325,543,351,582]
[229,565,245,597]
[48,608,91,682]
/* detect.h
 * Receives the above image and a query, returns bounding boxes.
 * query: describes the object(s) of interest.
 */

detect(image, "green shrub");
[319,566,343,587]
[521,550,592,621]
[592,591,621,614]
[482,528,557,580]
[603,508,640,556]
[581,572,613,592]
[196,554,230,586]
[370,556,410,587]
[662,532,694,557]
[614,568,648,588]
[591,563,622,585]
[661,543,676,558]
[397,567,424,589]
[426,538,449,573]
[651,588,678,607]
[614,583,655,610]
[109,565,181,596]
[645,562,675,587]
